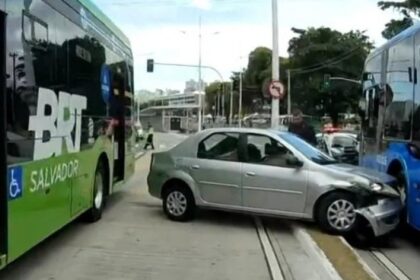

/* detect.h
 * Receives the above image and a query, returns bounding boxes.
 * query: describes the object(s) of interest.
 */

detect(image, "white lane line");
[371,250,411,280]
[293,226,342,280]
[338,237,380,280]
[254,217,284,280]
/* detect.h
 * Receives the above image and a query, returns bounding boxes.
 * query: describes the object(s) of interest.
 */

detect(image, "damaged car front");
[278,132,402,237]
[325,165,403,237]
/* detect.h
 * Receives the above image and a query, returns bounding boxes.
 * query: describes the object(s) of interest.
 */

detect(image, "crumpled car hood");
[326,163,396,184]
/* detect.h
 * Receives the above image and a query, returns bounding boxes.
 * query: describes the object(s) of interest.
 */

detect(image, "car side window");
[197,133,239,161]
[246,134,294,168]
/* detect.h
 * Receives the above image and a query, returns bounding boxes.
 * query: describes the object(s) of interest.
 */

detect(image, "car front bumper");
[356,198,402,237]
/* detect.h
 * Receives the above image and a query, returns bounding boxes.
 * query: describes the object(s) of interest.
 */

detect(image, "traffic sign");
[269,80,285,99]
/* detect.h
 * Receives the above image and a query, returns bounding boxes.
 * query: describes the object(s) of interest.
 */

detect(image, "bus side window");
[384,37,414,140]
[414,37,420,142]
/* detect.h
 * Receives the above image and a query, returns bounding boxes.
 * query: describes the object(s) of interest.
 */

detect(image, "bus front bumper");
[356,198,402,237]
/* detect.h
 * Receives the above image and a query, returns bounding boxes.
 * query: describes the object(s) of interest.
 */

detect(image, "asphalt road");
[0,133,271,280]
[350,226,420,280]
[0,132,364,280]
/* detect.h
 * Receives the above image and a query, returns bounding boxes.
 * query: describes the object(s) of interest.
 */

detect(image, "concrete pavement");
[0,132,384,280]
[0,134,270,280]
[347,227,420,280]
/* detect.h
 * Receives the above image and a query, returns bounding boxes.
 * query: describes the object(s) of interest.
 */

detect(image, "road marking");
[371,250,410,280]
[293,226,342,280]
[338,237,380,280]
[254,217,284,280]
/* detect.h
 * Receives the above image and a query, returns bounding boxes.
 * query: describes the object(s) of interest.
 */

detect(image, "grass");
[306,227,375,280]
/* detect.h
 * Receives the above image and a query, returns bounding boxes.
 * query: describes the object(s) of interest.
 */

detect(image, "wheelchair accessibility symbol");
[8,167,23,200]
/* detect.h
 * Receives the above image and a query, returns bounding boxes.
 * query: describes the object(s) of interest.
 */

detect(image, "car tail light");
[150,154,155,171]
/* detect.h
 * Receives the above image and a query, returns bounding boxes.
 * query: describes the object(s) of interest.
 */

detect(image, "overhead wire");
[289,45,363,73]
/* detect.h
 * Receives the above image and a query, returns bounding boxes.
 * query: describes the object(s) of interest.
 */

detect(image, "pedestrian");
[288,109,317,145]
[144,123,155,150]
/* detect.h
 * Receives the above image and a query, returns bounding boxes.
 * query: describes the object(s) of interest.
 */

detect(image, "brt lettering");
[29,88,87,161]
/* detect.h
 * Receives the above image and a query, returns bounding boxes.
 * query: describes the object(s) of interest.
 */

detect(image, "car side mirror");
[286,155,304,168]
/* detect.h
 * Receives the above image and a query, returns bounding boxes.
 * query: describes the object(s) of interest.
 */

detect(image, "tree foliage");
[237,27,373,123]
[378,0,420,39]
[286,27,373,122]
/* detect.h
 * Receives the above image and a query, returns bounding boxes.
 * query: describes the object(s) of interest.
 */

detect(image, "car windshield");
[332,136,356,147]
[279,133,337,165]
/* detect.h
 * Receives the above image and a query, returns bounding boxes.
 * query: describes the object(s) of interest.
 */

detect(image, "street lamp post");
[271,0,279,128]
[182,22,220,131]
[238,72,243,128]
[198,16,203,131]
[229,83,233,125]
[287,69,291,115]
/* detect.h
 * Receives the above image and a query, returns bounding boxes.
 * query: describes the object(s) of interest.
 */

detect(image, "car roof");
[199,127,287,136]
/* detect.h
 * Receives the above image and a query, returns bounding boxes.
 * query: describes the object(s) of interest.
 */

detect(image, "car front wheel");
[163,185,195,222]
[317,192,357,235]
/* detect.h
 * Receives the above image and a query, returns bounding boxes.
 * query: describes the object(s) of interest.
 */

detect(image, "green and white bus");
[0,0,135,268]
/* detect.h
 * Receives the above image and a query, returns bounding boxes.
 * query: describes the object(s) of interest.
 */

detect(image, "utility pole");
[217,91,220,120]
[222,88,225,121]
[271,0,279,128]
[136,95,140,124]
[229,83,233,125]
[239,72,243,128]
[287,69,291,115]
[198,16,202,132]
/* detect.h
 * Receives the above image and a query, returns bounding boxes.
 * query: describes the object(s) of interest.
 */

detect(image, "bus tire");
[85,161,106,222]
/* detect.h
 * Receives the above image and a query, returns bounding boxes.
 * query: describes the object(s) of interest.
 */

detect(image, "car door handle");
[246,172,256,177]
[191,165,200,170]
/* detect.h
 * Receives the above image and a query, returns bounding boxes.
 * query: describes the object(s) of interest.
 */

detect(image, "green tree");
[287,27,373,124]
[378,0,419,39]
[205,81,233,120]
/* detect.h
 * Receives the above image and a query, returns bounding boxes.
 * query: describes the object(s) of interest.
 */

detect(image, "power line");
[290,45,363,73]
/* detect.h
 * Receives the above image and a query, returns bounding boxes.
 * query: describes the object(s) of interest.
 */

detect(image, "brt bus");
[0,0,135,268]
[360,23,420,230]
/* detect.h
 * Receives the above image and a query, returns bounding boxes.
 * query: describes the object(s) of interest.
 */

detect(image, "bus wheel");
[85,162,106,222]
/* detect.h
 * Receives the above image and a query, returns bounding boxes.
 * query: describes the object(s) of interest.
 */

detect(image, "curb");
[135,151,146,159]
[292,226,342,280]
[338,237,381,280]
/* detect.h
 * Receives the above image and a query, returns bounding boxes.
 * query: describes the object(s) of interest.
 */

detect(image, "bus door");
[0,10,7,264]
[111,72,125,183]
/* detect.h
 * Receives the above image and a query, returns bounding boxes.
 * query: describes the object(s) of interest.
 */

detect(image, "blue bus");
[360,24,420,230]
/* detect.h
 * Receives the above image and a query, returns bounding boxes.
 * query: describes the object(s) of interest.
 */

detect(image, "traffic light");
[147,59,154,73]
[323,74,331,89]
[232,79,239,91]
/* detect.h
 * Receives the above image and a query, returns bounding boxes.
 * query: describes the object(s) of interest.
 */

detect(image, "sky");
[93,0,400,92]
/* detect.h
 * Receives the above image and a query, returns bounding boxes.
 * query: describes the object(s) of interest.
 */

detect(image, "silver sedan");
[148,128,402,237]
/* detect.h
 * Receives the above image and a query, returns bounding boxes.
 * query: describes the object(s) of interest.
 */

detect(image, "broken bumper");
[356,198,402,237]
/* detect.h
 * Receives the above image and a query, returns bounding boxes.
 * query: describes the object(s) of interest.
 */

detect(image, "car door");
[241,133,308,215]
[188,132,242,207]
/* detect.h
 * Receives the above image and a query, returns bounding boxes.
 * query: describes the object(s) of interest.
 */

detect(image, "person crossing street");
[144,123,155,150]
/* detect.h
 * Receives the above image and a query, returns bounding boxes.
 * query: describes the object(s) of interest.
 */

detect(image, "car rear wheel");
[163,185,195,221]
[317,192,357,235]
